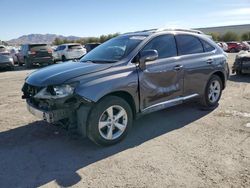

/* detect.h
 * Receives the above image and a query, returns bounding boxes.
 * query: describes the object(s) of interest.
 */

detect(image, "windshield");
[80,35,146,63]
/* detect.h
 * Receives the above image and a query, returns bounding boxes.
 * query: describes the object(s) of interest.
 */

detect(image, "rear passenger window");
[176,35,204,55]
[58,45,66,51]
[201,40,215,52]
[142,34,177,59]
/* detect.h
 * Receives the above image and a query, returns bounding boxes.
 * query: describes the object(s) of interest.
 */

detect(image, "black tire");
[236,70,242,75]
[8,66,14,71]
[62,55,66,62]
[200,75,222,109]
[87,96,133,146]
[24,58,32,69]
[17,57,23,66]
[230,48,236,53]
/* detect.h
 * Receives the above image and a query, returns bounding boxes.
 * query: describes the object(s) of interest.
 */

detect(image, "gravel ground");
[0,53,249,188]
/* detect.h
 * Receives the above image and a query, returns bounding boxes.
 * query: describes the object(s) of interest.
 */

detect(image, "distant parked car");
[226,42,243,53]
[217,42,228,52]
[0,53,14,70]
[9,48,18,64]
[232,51,250,75]
[84,43,100,53]
[53,43,86,62]
[241,41,250,51]
[17,44,53,68]
[0,45,8,54]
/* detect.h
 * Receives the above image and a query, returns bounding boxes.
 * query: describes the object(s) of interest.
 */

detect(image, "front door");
[138,34,184,111]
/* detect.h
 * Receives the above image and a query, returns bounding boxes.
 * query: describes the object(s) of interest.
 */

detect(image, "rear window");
[0,46,6,52]
[68,45,83,50]
[29,44,50,51]
[176,35,204,55]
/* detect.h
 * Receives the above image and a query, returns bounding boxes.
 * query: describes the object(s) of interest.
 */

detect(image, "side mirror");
[139,50,158,70]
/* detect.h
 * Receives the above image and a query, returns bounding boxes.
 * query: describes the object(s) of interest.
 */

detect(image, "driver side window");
[142,34,177,59]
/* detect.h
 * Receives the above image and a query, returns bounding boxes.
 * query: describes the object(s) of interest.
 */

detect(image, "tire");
[62,55,66,62]
[17,57,23,66]
[236,70,242,76]
[230,48,236,53]
[8,66,14,71]
[87,96,133,146]
[200,75,222,109]
[24,58,32,69]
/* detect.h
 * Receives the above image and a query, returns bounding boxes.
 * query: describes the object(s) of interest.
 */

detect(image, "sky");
[1,0,250,40]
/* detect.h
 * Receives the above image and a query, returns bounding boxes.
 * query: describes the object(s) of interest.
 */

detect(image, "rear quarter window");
[201,40,215,52]
[176,35,204,55]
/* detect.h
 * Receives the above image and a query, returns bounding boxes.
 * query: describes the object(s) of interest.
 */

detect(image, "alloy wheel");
[98,105,128,140]
[208,80,221,103]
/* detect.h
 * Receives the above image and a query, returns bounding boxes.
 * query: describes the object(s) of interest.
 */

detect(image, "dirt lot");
[0,54,249,188]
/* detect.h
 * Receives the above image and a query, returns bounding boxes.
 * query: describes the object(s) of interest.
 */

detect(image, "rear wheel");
[17,57,23,66]
[236,70,242,75]
[62,55,66,62]
[200,75,222,109]
[87,96,133,146]
[24,58,32,69]
[8,66,14,71]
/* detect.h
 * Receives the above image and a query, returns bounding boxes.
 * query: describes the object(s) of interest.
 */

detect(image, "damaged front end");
[22,82,91,126]
[232,52,250,74]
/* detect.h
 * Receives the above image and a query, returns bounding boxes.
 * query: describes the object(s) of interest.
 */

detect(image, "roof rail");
[156,28,204,34]
[123,28,205,35]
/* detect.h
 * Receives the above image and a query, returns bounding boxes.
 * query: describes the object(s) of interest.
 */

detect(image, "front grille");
[22,83,43,98]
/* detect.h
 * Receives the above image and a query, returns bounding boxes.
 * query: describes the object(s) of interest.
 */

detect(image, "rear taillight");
[28,51,36,55]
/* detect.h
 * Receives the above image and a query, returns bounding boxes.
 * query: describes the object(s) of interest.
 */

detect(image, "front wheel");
[200,75,222,109]
[87,96,133,146]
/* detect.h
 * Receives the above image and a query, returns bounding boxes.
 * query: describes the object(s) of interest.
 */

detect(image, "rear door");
[175,34,216,96]
[138,34,184,111]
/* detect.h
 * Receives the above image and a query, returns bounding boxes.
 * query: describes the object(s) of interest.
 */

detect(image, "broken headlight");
[34,83,77,99]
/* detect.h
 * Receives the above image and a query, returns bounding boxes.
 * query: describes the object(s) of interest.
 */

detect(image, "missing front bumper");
[27,103,73,123]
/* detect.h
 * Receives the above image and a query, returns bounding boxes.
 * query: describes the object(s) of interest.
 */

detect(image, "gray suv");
[22,29,229,146]
[17,44,53,68]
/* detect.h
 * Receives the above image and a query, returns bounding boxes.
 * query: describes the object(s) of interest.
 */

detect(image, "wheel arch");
[98,91,137,119]
[212,71,226,90]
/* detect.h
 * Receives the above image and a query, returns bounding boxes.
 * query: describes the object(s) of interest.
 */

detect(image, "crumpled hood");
[26,61,112,86]
[237,51,250,59]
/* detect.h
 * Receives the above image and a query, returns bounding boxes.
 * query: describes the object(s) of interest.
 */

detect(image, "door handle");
[174,65,183,71]
[206,59,214,64]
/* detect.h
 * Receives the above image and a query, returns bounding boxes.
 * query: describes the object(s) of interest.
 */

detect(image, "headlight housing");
[34,83,77,99]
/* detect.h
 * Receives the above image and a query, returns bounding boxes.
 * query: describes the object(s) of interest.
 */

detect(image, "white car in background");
[217,42,228,52]
[9,48,19,64]
[53,43,86,62]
